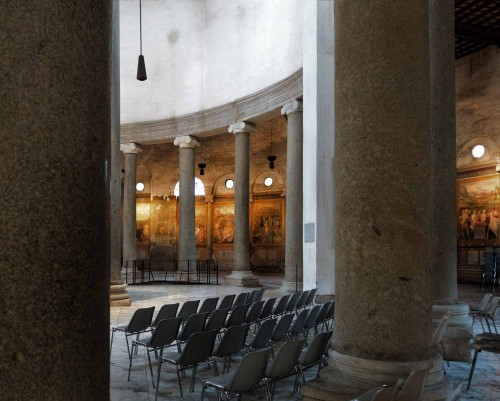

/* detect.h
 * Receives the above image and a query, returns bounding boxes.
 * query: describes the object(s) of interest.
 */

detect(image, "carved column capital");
[281,99,303,116]
[228,121,257,135]
[205,194,214,203]
[120,142,142,154]
[174,135,201,149]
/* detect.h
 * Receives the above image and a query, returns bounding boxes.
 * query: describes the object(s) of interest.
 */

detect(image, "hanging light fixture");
[198,163,206,176]
[267,122,276,169]
[137,0,147,81]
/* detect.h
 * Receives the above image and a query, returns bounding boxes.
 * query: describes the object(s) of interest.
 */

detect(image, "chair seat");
[133,336,152,347]
[161,351,183,364]
[473,332,500,342]
[202,371,233,390]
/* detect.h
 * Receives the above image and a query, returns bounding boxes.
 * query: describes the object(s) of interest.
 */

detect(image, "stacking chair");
[285,292,300,314]
[350,385,398,401]
[247,289,260,305]
[467,332,500,390]
[211,324,248,375]
[323,300,335,331]
[224,304,249,329]
[256,287,266,302]
[232,292,250,309]
[245,300,265,331]
[258,297,277,325]
[176,312,208,352]
[110,306,155,358]
[205,308,230,335]
[177,299,201,325]
[199,297,219,315]
[431,312,451,367]
[304,288,317,308]
[314,301,332,334]
[469,293,492,313]
[272,294,290,317]
[151,303,179,328]
[201,347,272,401]
[245,318,277,352]
[270,313,295,357]
[303,305,322,342]
[264,339,305,401]
[473,296,499,333]
[156,329,218,401]
[129,317,182,387]
[288,309,309,341]
[218,294,236,310]
[393,366,431,401]
[295,290,310,314]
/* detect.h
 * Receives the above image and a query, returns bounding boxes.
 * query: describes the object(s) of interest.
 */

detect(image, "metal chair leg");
[190,363,198,392]
[110,330,115,356]
[176,367,184,399]
[155,359,163,401]
[147,350,155,387]
[467,348,480,391]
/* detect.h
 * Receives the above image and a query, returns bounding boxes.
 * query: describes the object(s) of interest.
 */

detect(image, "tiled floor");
[110,274,500,401]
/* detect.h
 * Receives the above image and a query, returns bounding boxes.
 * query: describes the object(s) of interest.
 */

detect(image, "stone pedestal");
[225,122,260,287]
[281,100,304,293]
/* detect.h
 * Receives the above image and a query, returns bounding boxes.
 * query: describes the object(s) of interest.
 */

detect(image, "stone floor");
[110,273,500,401]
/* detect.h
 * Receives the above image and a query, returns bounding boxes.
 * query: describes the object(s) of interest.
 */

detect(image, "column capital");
[281,99,303,116]
[205,194,214,203]
[174,135,201,149]
[120,142,142,154]
[228,121,257,135]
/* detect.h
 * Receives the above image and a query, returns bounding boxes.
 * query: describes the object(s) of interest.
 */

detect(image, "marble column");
[282,100,304,292]
[225,122,260,287]
[205,193,214,260]
[174,135,200,272]
[429,0,472,361]
[0,1,110,399]
[121,143,142,268]
[110,0,130,306]
[303,1,458,400]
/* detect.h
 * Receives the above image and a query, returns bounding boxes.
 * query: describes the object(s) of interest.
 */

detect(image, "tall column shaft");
[121,143,142,264]
[0,1,110,399]
[206,194,214,259]
[225,122,259,287]
[174,135,200,271]
[282,100,304,292]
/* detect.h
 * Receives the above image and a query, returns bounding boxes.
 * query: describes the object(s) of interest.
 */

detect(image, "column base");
[110,283,131,306]
[302,351,460,401]
[432,302,473,362]
[281,280,303,293]
[224,271,260,287]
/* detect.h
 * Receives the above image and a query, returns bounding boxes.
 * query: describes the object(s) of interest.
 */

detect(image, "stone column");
[429,0,472,361]
[0,1,110,399]
[121,143,142,268]
[205,193,214,260]
[225,122,260,287]
[303,1,457,400]
[282,100,304,292]
[174,135,200,272]
[110,0,130,306]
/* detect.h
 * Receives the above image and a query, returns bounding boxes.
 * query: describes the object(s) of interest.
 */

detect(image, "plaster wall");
[120,0,303,124]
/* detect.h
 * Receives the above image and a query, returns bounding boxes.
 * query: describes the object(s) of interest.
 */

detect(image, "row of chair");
[469,293,499,334]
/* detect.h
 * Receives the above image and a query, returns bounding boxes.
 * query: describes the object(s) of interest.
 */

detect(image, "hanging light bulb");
[137,0,147,81]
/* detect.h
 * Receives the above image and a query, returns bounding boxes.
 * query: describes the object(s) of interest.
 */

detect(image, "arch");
[213,173,236,195]
[173,177,205,196]
[252,170,285,194]
[456,136,498,171]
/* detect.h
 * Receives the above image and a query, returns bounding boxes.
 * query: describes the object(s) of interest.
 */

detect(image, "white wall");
[120,0,303,124]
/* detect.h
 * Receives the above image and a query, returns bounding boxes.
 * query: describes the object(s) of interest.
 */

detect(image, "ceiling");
[455,0,500,59]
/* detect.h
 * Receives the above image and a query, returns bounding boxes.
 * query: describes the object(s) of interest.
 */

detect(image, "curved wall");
[120,0,303,125]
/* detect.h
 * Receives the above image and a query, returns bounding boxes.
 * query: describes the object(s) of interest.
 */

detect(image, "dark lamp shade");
[137,55,147,81]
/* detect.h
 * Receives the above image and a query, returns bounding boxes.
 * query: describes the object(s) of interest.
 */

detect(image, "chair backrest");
[149,317,182,348]
[476,293,492,311]
[225,304,249,328]
[285,292,300,312]
[246,300,265,324]
[485,296,500,316]
[205,308,230,333]
[289,309,309,336]
[431,313,450,346]
[272,313,294,342]
[305,288,318,307]
[265,339,305,379]
[273,295,290,316]
[226,348,272,393]
[126,306,155,333]
[179,329,218,367]
[351,385,398,401]
[218,294,236,310]
[395,366,431,401]
[315,301,332,325]
[247,289,260,305]
[256,287,266,302]
[233,292,250,308]
[304,305,322,330]
[177,300,201,323]
[259,297,276,320]
[296,290,310,310]
[214,324,247,358]
[178,312,208,341]
[199,297,219,315]
[325,301,335,320]
[152,303,179,327]
[299,331,331,366]
[248,318,276,349]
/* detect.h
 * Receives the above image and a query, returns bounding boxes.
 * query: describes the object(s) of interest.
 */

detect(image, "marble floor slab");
[110,274,499,401]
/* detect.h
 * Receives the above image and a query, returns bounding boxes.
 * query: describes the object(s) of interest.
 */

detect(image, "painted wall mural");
[195,203,207,245]
[214,203,235,243]
[458,174,500,242]
[251,200,283,244]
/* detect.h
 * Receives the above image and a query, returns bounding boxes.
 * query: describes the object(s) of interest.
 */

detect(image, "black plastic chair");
[205,308,230,335]
[225,304,249,329]
[177,300,201,325]
[245,318,277,352]
[323,300,335,331]
[245,300,265,329]
[467,332,500,390]
[303,305,322,342]
[270,313,295,357]
[129,317,182,387]
[199,297,219,315]
[304,288,317,308]
[247,289,260,305]
[212,324,248,375]
[156,329,218,401]
[314,301,332,334]
[177,312,208,352]
[272,295,290,317]
[218,294,236,310]
[110,306,155,358]
[285,292,300,314]
[256,287,266,302]
[151,303,179,328]
[295,290,310,313]
[233,292,250,309]
[288,309,309,341]
[258,297,277,324]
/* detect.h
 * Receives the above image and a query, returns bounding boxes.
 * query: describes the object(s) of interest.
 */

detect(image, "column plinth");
[225,122,260,287]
